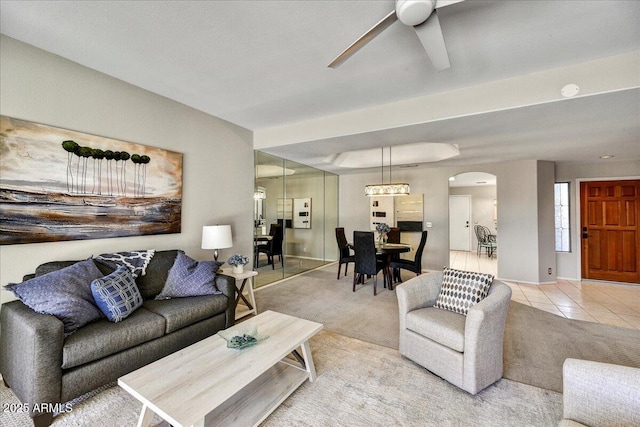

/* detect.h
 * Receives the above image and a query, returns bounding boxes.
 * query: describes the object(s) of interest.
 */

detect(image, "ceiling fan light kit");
[329,0,462,70]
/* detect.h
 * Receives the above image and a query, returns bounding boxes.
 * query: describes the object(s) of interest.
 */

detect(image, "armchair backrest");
[353,231,378,275]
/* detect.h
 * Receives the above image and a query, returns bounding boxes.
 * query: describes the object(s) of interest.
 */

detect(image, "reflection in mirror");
[448,172,497,276]
[254,151,338,289]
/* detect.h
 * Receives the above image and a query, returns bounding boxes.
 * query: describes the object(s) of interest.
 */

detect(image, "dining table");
[375,242,411,290]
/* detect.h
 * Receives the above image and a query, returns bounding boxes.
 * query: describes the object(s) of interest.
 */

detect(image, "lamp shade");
[202,225,233,250]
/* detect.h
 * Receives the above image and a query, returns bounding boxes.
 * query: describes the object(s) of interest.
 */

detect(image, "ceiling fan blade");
[413,10,451,71]
[328,10,398,68]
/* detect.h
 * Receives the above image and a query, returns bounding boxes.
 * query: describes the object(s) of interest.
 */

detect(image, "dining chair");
[256,224,284,269]
[390,230,428,283]
[353,231,386,296]
[335,227,354,279]
[386,227,401,244]
[474,225,497,258]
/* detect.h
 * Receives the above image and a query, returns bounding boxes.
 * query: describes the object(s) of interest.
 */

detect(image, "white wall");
[555,160,640,280]
[339,159,556,284]
[0,35,255,305]
[449,185,497,251]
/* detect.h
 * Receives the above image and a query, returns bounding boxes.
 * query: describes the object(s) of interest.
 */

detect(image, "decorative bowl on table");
[218,325,269,349]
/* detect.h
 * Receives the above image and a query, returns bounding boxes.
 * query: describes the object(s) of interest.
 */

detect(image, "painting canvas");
[0,116,183,244]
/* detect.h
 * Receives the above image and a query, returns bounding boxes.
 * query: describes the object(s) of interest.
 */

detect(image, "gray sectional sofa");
[0,249,236,427]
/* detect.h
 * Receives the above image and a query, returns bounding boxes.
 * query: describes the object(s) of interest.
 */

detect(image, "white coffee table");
[118,310,323,427]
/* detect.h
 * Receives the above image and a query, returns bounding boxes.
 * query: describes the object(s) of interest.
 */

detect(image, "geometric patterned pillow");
[91,266,143,322]
[155,251,222,299]
[94,250,155,278]
[433,267,494,316]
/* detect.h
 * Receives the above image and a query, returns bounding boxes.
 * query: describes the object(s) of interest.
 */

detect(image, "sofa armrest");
[562,358,640,427]
[462,281,512,394]
[215,274,237,328]
[0,300,64,417]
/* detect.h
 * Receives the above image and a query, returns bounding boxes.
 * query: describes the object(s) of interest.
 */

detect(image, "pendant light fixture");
[365,147,410,196]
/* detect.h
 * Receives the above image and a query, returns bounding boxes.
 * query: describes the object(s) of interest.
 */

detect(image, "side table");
[225,270,258,320]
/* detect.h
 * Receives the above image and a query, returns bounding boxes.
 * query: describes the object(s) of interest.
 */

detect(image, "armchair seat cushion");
[405,307,466,352]
[62,307,165,369]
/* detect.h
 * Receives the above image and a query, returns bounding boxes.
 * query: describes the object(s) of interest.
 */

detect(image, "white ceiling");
[1,0,639,174]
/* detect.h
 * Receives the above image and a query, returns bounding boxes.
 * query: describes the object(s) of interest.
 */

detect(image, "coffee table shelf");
[207,360,307,426]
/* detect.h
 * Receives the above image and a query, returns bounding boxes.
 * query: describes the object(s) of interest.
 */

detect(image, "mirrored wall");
[254,151,338,288]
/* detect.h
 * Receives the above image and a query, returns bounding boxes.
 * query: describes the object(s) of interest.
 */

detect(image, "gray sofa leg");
[33,412,53,427]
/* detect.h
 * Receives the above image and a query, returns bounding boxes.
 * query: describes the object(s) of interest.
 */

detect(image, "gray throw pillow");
[434,267,494,316]
[5,258,104,334]
[155,251,222,299]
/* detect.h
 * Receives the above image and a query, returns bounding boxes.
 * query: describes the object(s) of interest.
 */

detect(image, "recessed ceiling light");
[561,83,580,98]
[599,155,614,159]
[448,176,456,182]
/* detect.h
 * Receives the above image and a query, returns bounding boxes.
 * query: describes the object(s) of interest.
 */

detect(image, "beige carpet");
[255,264,640,393]
[1,331,562,427]
[504,300,640,393]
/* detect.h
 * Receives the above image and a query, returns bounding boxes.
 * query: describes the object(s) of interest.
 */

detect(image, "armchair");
[396,271,512,395]
[560,358,640,426]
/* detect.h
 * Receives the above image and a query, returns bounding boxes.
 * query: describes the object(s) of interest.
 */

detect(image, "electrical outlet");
[303,247,307,253]
[548,268,552,275]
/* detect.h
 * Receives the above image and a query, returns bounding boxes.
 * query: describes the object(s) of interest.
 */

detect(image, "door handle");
[582,233,588,238]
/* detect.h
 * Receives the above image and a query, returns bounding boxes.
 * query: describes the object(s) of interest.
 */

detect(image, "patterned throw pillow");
[91,266,143,322]
[94,250,155,278]
[4,258,104,335]
[155,251,222,299]
[434,267,494,316]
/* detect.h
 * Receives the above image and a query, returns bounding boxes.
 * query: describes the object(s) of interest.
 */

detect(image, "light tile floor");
[450,251,640,330]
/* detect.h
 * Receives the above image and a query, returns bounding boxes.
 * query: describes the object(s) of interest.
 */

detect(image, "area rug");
[0,331,562,426]
[255,264,640,393]
[503,300,640,393]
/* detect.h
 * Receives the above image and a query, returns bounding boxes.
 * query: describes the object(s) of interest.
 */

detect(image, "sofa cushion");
[155,251,222,299]
[61,307,165,369]
[135,250,180,299]
[434,267,494,316]
[5,258,104,335]
[143,294,228,334]
[406,307,466,352]
[91,266,144,322]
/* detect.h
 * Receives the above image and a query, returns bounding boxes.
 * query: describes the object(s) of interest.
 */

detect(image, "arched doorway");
[448,172,497,276]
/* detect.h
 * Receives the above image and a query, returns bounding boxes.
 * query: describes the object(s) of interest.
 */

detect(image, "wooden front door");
[580,180,640,284]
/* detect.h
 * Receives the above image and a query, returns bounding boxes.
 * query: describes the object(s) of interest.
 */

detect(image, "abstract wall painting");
[0,116,183,244]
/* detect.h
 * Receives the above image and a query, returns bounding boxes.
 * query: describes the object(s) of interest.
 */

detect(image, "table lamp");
[202,225,233,261]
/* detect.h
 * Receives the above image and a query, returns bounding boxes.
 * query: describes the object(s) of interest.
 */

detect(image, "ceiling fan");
[328,0,464,70]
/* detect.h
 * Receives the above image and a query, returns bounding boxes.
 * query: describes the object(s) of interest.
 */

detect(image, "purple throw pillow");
[155,251,222,299]
[5,258,104,334]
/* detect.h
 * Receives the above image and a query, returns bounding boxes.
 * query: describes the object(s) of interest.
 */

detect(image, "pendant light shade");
[365,147,410,196]
[365,183,410,196]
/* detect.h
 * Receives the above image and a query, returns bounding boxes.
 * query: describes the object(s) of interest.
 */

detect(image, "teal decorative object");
[218,325,268,349]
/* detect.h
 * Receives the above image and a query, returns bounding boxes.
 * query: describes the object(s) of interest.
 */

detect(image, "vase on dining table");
[378,232,387,245]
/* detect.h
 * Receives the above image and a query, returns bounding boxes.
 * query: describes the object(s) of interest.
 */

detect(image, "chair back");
[474,225,489,243]
[270,224,284,255]
[353,231,378,275]
[335,227,351,259]
[387,227,401,244]
[413,230,428,270]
